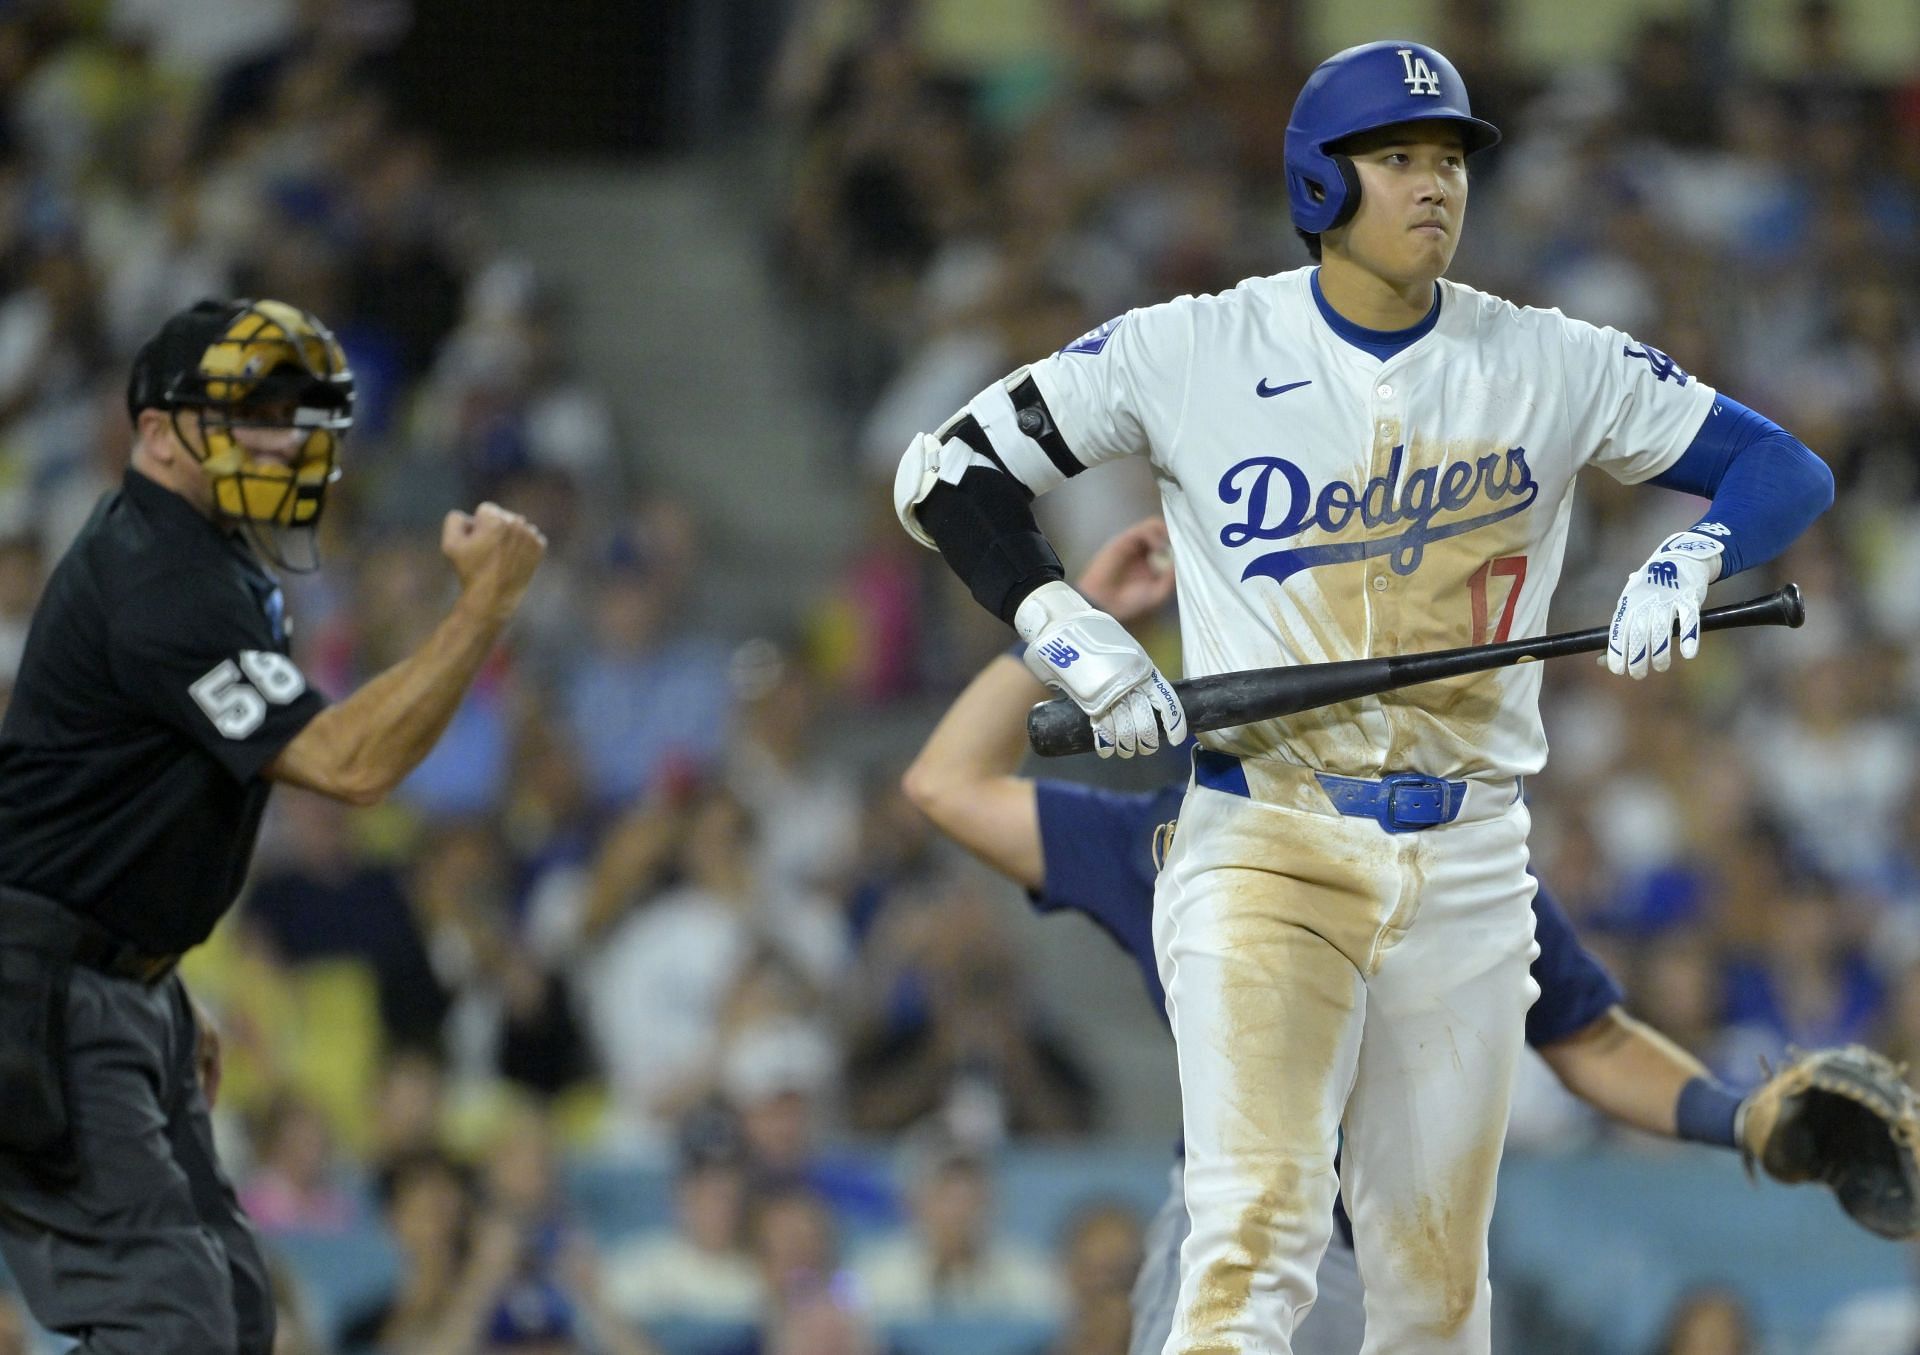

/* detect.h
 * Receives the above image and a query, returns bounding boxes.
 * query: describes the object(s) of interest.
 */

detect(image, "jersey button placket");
[1366,383,1400,649]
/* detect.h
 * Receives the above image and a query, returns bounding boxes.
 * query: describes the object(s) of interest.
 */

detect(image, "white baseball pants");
[1132,1163,1366,1355]
[1153,761,1539,1355]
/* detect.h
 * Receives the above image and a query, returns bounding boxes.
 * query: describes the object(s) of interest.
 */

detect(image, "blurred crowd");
[0,1,1129,1352]
[0,0,1917,1351]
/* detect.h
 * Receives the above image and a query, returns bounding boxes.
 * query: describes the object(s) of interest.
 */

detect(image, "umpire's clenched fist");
[443,501,548,616]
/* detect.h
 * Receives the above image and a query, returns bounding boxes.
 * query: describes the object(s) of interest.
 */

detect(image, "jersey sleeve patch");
[110,575,327,783]
[189,651,310,740]
[1620,341,1690,386]
[1059,315,1124,356]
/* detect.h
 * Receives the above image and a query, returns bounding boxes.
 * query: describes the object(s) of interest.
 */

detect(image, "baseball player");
[0,298,545,1355]
[892,40,1833,1353]
[903,517,1820,1355]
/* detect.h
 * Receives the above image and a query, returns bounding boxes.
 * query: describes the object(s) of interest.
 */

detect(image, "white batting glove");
[1606,530,1725,680]
[1016,580,1187,759]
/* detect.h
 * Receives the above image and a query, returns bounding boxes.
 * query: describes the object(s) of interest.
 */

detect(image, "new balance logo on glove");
[1040,640,1081,669]
[1646,560,1681,588]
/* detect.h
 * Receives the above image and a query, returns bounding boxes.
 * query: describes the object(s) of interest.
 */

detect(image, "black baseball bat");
[1027,584,1804,758]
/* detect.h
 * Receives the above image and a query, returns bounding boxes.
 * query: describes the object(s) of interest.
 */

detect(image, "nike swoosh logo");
[1256,378,1311,398]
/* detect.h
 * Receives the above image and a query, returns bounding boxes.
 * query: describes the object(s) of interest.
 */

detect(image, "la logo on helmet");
[1399,48,1442,96]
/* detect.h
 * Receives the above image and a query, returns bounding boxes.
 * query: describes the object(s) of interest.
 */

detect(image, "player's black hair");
[1296,227,1323,262]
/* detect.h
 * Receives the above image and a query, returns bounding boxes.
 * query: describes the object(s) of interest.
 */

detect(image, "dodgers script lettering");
[1218,445,1540,584]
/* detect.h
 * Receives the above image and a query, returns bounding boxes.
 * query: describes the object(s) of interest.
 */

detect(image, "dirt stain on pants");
[1158,786,1409,1354]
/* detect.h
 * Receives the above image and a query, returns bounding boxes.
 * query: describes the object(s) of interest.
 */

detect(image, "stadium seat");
[989,1145,1173,1244]
[641,1316,758,1355]
[886,1314,1058,1355]
[1493,1147,1911,1354]
[562,1159,676,1244]
[268,1227,400,1345]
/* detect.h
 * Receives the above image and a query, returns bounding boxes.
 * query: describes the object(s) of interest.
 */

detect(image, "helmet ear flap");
[1323,153,1363,232]
[1286,149,1365,235]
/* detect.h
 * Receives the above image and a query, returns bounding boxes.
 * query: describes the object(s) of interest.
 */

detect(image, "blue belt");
[1192,748,1469,835]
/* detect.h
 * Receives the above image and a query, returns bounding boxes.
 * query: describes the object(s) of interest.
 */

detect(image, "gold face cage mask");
[168,300,355,570]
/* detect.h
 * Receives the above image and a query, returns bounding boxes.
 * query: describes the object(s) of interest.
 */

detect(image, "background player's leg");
[0,970,241,1355]
[1293,1240,1365,1355]
[1132,1164,1367,1355]
[1155,787,1400,1355]
[1337,807,1539,1355]
[1129,1166,1187,1355]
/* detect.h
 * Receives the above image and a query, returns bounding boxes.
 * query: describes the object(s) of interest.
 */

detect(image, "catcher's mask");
[127,298,354,571]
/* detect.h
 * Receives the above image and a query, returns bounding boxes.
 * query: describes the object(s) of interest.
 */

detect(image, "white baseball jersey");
[947,267,1717,780]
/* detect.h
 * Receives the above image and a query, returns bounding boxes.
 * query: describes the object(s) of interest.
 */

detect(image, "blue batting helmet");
[1285,41,1501,235]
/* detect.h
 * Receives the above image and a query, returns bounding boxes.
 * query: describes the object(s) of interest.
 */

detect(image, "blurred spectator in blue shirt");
[714,1182,881,1355]
[1720,877,1885,1074]
[565,534,733,809]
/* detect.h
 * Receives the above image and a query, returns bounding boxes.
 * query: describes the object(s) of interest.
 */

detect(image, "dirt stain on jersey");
[1221,416,1544,780]
[1216,414,1397,772]
[1375,430,1540,774]
[1223,594,1383,775]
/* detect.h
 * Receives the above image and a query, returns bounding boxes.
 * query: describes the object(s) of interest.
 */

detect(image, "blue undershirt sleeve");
[1647,395,1834,578]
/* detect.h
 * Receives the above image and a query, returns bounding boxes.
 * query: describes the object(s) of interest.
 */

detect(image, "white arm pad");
[893,431,987,550]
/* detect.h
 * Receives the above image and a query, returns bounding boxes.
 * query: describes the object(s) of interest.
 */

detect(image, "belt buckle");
[1380,773,1451,831]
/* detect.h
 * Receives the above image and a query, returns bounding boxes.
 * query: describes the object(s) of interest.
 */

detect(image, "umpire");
[0,297,546,1354]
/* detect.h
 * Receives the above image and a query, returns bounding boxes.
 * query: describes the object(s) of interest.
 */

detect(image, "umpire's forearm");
[267,590,509,805]
[1539,1007,1708,1139]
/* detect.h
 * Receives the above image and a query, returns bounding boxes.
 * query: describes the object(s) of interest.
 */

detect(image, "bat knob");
[1781,582,1805,628]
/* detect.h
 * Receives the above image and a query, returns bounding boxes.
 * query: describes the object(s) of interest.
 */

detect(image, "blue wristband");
[1675,1076,1742,1149]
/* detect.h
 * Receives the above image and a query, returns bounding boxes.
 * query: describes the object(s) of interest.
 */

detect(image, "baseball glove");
[1738,1045,1920,1239]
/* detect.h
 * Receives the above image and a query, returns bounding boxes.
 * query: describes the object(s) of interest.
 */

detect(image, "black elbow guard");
[917,469,1065,624]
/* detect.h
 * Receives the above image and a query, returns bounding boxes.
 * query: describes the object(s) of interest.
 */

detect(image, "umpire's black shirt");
[0,469,326,953]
